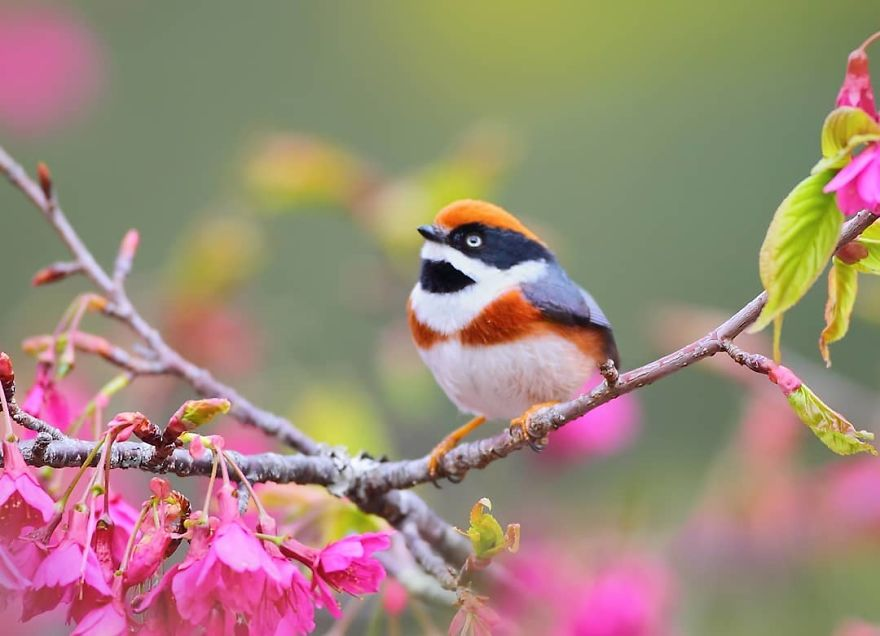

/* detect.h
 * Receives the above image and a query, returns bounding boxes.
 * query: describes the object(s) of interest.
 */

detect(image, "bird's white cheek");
[410,258,549,335]
[410,282,501,334]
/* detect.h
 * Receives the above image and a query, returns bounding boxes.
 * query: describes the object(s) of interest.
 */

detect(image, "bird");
[407,199,619,477]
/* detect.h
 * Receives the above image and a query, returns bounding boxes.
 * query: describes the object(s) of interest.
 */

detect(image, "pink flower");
[0,441,54,542]
[0,6,103,137]
[136,485,314,633]
[21,363,72,432]
[123,489,179,588]
[825,143,880,215]
[564,558,675,636]
[255,558,315,635]
[71,597,128,636]
[172,519,284,624]
[0,544,28,604]
[282,531,391,617]
[22,509,113,622]
[828,146,880,214]
[543,375,640,462]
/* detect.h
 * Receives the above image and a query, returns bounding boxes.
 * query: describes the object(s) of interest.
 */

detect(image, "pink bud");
[36,162,52,199]
[120,229,139,258]
[768,365,802,396]
[107,411,150,442]
[0,352,13,386]
[837,48,878,119]
[382,578,408,616]
[150,477,171,499]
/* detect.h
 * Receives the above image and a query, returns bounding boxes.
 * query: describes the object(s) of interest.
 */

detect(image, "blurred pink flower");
[564,558,675,636]
[0,441,54,542]
[737,391,802,465]
[543,374,640,462]
[449,594,500,636]
[382,577,409,617]
[0,6,103,137]
[818,457,880,540]
[825,143,880,215]
[835,619,880,636]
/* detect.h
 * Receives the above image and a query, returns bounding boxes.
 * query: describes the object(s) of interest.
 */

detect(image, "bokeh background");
[3,2,880,634]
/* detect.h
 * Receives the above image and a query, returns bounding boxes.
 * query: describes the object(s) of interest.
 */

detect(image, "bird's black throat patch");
[419,260,475,294]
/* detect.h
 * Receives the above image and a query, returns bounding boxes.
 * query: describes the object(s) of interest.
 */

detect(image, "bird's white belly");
[417,334,595,420]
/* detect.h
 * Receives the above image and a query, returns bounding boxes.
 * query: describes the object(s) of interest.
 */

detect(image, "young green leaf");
[819,258,858,366]
[815,106,880,172]
[162,398,231,445]
[850,237,880,274]
[460,498,520,560]
[752,170,844,333]
[786,384,877,456]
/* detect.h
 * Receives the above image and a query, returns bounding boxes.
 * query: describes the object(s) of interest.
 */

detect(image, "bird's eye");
[465,234,482,248]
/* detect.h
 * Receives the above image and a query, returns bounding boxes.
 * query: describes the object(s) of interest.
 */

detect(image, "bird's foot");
[427,416,487,480]
[599,359,619,386]
[427,437,458,479]
[509,401,557,451]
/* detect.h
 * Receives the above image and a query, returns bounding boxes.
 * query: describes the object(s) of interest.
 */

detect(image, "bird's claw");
[509,402,555,452]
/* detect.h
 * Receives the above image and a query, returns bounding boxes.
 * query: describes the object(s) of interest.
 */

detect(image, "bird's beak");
[417,224,447,243]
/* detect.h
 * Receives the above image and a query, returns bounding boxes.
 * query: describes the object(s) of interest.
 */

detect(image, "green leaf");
[462,498,520,560]
[752,170,844,332]
[814,107,880,172]
[851,237,880,274]
[819,258,858,366]
[180,398,231,427]
[787,384,877,456]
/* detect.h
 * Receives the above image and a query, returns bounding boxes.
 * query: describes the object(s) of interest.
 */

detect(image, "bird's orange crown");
[433,199,544,245]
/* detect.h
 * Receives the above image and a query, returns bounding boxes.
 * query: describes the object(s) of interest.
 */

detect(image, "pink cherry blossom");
[281,531,391,617]
[542,374,640,462]
[824,144,880,216]
[172,520,283,625]
[136,485,315,633]
[71,597,128,636]
[0,6,103,137]
[21,509,113,622]
[21,363,72,432]
[0,441,54,542]
[0,544,28,603]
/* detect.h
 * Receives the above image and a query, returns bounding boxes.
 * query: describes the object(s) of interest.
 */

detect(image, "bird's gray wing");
[522,264,612,330]
[522,264,619,365]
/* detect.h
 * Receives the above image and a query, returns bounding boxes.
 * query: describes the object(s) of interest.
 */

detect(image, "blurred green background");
[3,2,880,634]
